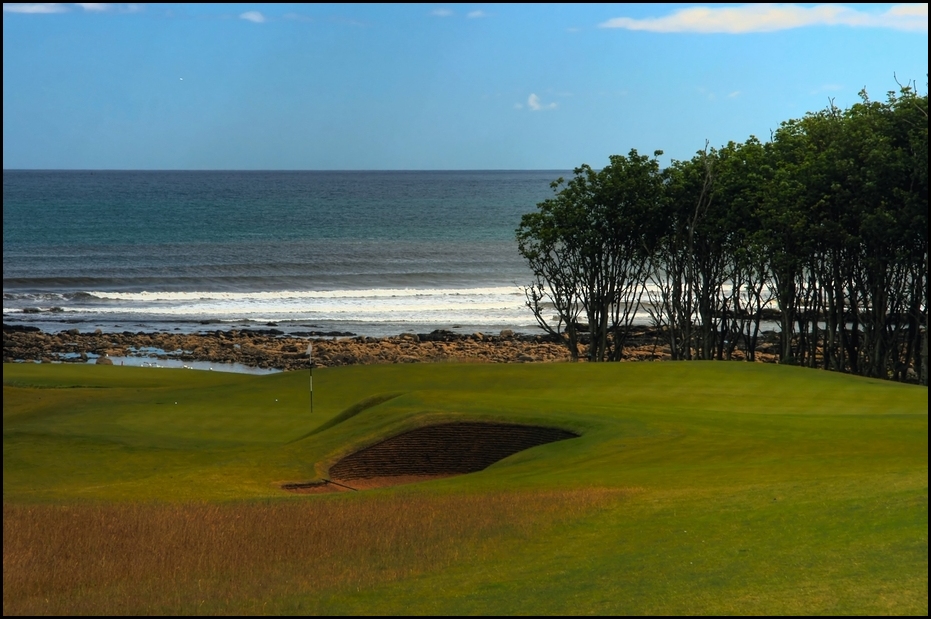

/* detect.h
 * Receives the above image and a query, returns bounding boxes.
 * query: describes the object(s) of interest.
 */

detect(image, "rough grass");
[3,488,626,615]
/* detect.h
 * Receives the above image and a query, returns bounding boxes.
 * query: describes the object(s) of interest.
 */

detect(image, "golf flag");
[307,343,314,414]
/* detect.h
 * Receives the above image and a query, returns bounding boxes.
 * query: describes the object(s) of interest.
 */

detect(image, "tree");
[517,150,665,361]
[519,80,926,381]
[649,139,771,362]
[760,86,927,379]
[647,148,713,360]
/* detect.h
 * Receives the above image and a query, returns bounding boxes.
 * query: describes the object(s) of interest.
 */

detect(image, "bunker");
[284,422,578,492]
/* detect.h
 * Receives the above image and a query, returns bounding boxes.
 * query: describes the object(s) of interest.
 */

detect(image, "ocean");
[3,170,567,337]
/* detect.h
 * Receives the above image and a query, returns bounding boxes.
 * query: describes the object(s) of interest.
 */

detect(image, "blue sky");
[2,3,927,170]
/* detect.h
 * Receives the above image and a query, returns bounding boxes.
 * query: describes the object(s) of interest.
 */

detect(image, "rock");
[95,355,113,365]
[499,329,515,338]
[1,326,582,370]
[3,324,41,333]
[420,329,459,342]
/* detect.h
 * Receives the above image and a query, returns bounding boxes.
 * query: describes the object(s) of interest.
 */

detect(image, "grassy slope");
[3,362,928,614]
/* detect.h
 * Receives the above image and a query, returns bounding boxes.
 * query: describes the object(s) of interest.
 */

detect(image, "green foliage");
[519,82,928,382]
[517,149,665,361]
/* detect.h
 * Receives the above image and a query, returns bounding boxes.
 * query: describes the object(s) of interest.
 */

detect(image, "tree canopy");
[517,83,928,383]
[517,149,664,362]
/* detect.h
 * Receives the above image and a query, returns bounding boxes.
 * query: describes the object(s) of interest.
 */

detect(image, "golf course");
[3,361,927,615]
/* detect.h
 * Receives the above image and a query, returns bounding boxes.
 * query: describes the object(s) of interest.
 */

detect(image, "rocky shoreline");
[3,324,778,370]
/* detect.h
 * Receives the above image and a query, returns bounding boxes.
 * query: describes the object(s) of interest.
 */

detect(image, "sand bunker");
[283,422,578,492]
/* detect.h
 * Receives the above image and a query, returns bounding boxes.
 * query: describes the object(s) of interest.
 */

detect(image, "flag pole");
[307,342,314,416]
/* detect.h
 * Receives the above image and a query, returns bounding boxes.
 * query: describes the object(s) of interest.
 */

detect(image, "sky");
[2,3,928,170]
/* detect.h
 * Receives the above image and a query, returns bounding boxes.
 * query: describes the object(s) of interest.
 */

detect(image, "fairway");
[3,361,927,615]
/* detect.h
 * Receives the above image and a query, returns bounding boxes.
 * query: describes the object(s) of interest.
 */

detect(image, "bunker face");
[288,422,578,492]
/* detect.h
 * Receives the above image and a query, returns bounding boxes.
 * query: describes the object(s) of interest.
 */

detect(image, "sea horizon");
[3,169,572,338]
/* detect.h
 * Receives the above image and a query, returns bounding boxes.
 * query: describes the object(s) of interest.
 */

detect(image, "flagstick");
[307,342,314,416]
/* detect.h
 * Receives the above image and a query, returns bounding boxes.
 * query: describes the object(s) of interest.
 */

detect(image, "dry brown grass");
[3,488,627,615]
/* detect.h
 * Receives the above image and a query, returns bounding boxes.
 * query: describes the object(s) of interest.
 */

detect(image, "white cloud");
[240,10,265,24]
[728,91,741,98]
[467,10,486,19]
[3,3,141,13]
[3,3,68,13]
[527,93,557,111]
[79,3,141,12]
[599,3,928,34]
[514,103,523,109]
[888,3,928,18]
[431,9,453,17]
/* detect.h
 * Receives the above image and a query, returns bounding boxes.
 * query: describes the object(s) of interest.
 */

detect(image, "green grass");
[3,361,927,614]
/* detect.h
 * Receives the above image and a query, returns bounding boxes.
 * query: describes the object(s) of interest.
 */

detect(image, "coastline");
[2,324,779,370]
